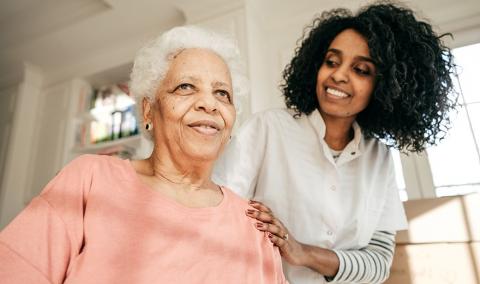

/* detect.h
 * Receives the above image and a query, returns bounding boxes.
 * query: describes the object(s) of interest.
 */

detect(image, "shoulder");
[244,108,296,124]
[357,138,397,184]
[361,137,393,163]
[239,108,302,133]
[221,186,250,209]
[256,108,297,122]
[65,154,125,172]
[41,154,126,195]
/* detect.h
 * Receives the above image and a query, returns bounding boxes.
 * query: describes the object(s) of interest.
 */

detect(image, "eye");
[215,89,232,103]
[354,66,370,75]
[177,83,193,90]
[173,83,195,95]
[324,58,339,68]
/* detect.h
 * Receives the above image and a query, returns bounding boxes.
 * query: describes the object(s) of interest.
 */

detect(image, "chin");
[186,145,223,162]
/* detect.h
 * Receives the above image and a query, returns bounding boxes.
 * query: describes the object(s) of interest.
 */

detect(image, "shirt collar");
[307,109,327,140]
[307,109,363,163]
[351,120,362,150]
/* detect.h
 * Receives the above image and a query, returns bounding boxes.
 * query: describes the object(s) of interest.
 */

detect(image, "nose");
[331,65,349,83]
[194,91,218,113]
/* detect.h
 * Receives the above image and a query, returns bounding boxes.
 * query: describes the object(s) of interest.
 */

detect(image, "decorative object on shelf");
[88,83,139,144]
[73,82,140,158]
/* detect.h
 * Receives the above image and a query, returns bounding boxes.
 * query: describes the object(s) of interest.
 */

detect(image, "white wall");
[1,0,480,229]
[0,64,43,228]
[0,86,17,211]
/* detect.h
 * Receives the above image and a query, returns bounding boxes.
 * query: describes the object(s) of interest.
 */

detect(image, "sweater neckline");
[121,158,229,215]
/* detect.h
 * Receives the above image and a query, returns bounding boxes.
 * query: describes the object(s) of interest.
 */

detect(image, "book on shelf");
[74,83,139,148]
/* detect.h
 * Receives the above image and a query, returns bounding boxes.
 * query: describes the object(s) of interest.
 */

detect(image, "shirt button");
[330,185,336,191]
[327,230,333,236]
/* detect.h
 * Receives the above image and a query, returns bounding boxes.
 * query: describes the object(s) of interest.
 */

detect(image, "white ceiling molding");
[0,0,111,49]
[1,0,479,89]
[174,0,245,24]
[438,13,480,48]
[0,0,185,88]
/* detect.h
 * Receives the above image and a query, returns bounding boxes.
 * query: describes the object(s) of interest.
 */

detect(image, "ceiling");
[1,0,479,88]
[254,0,480,37]
[0,0,185,87]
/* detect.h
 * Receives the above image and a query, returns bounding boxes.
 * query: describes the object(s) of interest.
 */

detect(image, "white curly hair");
[129,25,248,140]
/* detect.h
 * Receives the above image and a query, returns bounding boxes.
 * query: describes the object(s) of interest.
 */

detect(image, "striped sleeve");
[326,231,396,283]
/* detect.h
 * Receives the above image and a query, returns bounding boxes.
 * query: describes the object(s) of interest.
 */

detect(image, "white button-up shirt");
[213,108,407,284]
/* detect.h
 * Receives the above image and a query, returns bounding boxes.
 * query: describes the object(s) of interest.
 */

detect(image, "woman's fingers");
[245,202,288,240]
[247,200,284,226]
[245,201,305,266]
[248,200,271,213]
[254,221,285,236]
[268,233,287,248]
[246,208,273,222]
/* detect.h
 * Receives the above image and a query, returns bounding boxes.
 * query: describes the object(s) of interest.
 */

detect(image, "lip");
[187,120,222,136]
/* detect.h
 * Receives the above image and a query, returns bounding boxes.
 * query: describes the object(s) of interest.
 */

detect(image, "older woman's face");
[148,48,236,161]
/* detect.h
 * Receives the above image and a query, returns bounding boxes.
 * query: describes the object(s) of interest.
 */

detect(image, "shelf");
[73,135,141,153]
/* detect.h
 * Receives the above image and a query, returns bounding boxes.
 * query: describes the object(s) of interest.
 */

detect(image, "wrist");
[297,242,312,267]
[296,243,340,277]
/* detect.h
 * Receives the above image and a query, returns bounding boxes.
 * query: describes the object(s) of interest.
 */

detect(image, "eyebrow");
[212,81,231,89]
[178,76,200,83]
[327,48,375,64]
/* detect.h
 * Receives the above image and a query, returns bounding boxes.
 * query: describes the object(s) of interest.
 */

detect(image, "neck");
[147,146,215,191]
[320,112,355,151]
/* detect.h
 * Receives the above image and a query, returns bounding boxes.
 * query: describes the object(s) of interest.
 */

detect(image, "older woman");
[0,26,287,284]
[214,2,456,284]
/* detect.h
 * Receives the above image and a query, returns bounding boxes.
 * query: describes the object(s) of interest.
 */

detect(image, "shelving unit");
[72,134,141,155]
[71,82,142,159]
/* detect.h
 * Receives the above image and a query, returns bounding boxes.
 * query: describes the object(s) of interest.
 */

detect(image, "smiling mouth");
[326,87,350,98]
[188,120,221,136]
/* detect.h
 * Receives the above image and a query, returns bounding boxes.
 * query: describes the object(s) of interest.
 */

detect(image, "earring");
[145,122,152,130]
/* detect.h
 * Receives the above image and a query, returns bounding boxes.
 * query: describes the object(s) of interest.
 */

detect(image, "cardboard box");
[396,193,479,244]
[464,193,480,242]
[388,193,480,283]
[386,243,480,284]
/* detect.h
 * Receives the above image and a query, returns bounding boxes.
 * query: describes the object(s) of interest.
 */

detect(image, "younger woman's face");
[316,28,376,123]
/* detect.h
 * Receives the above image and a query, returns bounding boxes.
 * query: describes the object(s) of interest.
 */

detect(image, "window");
[426,43,480,197]
[391,149,408,201]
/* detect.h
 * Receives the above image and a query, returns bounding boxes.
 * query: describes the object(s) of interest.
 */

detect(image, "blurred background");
[0,0,479,283]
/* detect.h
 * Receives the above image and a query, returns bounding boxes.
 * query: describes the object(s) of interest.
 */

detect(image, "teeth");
[327,88,349,98]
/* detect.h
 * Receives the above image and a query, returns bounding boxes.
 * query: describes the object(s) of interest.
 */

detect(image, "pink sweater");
[0,155,287,284]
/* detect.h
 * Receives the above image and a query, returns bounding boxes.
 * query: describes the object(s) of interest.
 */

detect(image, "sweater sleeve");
[327,231,396,284]
[0,155,94,284]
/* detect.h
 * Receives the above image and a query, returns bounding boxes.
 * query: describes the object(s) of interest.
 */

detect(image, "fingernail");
[256,222,263,229]
[248,200,255,204]
[246,209,255,214]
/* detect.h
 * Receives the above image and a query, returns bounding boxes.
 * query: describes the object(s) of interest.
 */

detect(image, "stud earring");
[145,123,152,130]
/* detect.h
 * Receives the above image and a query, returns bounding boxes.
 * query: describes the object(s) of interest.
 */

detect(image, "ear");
[142,97,152,122]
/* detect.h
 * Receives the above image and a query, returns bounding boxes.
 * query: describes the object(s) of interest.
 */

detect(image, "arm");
[247,201,396,283]
[0,155,92,284]
[325,231,395,283]
[0,197,72,284]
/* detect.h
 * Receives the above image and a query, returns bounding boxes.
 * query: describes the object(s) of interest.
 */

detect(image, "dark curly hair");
[281,1,457,152]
